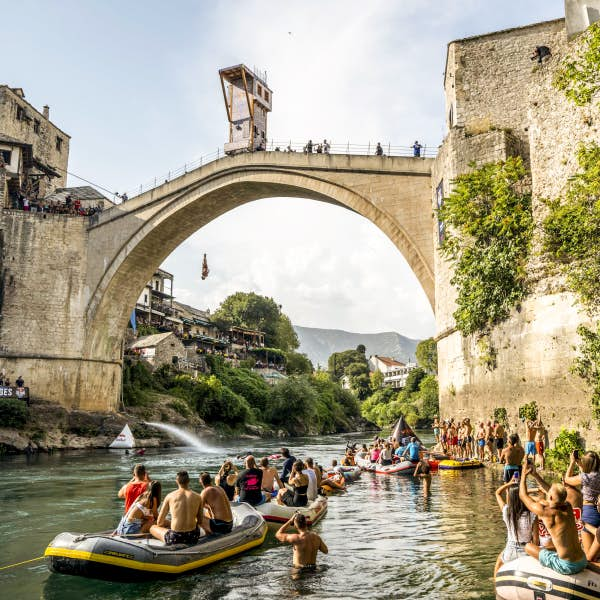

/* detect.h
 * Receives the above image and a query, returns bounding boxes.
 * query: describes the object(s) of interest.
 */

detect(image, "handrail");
[121,140,436,201]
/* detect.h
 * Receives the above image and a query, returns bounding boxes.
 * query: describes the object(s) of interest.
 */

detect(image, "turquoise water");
[0,432,505,599]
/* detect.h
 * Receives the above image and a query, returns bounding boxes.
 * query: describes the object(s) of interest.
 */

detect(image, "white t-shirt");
[502,504,534,543]
[302,468,318,501]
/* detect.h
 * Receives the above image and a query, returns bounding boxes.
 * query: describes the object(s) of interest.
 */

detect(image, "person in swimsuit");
[535,419,547,470]
[433,417,440,444]
[494,422,506,460]
[150,471,203,546]
[199,472,234,535]
[116,481,161,535]
[414,460,432,496]
[500,434,525,483]
[525,419,537,463]
[215,461,238,501]
[378,442,393,466]
[260,457,283,496]
[275,513,328,571]
[476,422,486,461]
[520,463,588,575]
[485,420,495,461]
[277,461,309,508]
[464,418,474,459]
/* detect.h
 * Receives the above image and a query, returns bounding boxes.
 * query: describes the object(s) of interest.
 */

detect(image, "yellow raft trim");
[44,528,267,574]
[495,574,600,600]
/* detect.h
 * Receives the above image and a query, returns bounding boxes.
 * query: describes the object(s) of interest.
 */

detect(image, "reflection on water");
[0,433,505,599]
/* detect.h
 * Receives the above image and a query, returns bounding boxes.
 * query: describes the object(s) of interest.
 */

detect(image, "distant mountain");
[294,325,420,369]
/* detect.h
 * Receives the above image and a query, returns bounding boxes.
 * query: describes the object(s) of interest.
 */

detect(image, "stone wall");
[0,210,119,411]
[435,18,600,445]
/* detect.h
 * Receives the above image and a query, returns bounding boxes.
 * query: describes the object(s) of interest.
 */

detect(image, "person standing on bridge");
[413,141,422,157]
[305,140,313,153]
[323,139,330,153]
[375,142,383,156]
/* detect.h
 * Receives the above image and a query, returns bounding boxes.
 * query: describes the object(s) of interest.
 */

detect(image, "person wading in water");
[275,513,328,572]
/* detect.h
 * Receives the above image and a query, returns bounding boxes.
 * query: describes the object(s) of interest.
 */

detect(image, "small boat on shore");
[355,456,415,475]
[255,496,328,526]
[45,502,266,581]
[496,555,600,600]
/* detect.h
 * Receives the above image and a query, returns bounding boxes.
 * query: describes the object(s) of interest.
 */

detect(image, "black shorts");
[164,527,200,546]
[209,518,233,535]
[495,438,505,450]
[281,490,308,508]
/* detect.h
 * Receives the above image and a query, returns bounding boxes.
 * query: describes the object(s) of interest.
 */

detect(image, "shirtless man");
[485,420,495,461]
[525,419,537,463]
[199,472,233,535]
[275,513,328,570]
[414,460,432,496]
[150,471,203,545]
[464,418,474,459]
[500,434,525,482]
[260,457,283,496]
[447,420,457,457]
[535,419,547,470]
[476,422,486,461]
[494,421,506,461]
[520,462,588,575]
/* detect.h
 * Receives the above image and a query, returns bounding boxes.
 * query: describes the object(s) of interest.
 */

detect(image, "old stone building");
[127,332,186,368]
[0,86,70,201]
[433,9,600,441]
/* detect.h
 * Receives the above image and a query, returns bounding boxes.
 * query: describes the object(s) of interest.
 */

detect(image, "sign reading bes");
[0,386,29,400]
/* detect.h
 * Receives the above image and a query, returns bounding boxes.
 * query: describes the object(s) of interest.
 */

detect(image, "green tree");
[402,367,426,395]
[328,349,368,381]
[370,369,384,392]
[345,361,371,401]
[416,338,438,374]
[356,344,366,354]
[212,292,298,350]
[285,351,313,375]
[265,376,318,433]
[554,21,600,106]
[438,157,533,336]
[415,375,439,421]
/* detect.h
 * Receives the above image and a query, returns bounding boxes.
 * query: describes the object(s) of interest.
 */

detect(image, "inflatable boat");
[321,476,346,494]
[496,555,600,599]
[339,466,361,482]
[255,495,328,525]
[45,502,267,581]
[438,458,483,470]
[355,456,415,475]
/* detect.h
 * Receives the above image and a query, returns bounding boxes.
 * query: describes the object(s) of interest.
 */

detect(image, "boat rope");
[0,556,44,571]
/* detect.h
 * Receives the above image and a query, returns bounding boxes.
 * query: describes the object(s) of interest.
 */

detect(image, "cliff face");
[434,19,600,444]
[294,325,419,368]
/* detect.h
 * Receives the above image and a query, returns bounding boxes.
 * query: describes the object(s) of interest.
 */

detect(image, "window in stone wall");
[0,150,11,165]
[16,106,25,121]
[33,119,40,134]
[55,136,63,152]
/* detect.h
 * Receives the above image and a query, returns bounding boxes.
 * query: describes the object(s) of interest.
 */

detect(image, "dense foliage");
[518,401,538,422]
[361,367,439,428]
[212,292,299,351]
[0,398,28,428]
[543,143,600,313]
[438,157,533,336]
[284,351,313,375]
[416,338,437,374]
[545,428,585,474]
[122,357,360,435]
[554,21,600,106]
[328,346,371,400]
[572,324,600,422]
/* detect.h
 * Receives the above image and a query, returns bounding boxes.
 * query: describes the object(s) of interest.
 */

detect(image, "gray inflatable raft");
[45,502,267,581]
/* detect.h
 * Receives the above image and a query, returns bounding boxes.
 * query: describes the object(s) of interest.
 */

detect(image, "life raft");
[496,555,600,600]
[255,495,328,525]
[44,502,267,581]
[355,456,415,475]
[438,458,483,470]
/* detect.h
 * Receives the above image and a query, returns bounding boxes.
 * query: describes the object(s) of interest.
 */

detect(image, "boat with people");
[255,495,328,525]
[355,455,417,475]
[438,457,483,470]
[44,502,267,581]
[495,555,600,600]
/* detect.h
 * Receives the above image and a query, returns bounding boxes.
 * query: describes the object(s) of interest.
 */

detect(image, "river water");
[0,432,506,599]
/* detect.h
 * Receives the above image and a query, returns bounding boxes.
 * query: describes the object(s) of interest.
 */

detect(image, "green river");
[0,432,506,599]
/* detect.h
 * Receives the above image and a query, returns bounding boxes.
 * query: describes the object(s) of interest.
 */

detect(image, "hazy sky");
[3,1,563,339]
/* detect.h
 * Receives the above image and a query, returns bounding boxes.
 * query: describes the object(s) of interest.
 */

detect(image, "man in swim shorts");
[275,513,328,570]
[500,434,525,483]
[150,471,203,546]
[525,419,537,463]
[535,419,547,470]
[199,472,234,535]
[520,463,587,575]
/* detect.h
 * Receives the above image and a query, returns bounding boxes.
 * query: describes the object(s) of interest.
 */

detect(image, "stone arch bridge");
[0,151,435,410]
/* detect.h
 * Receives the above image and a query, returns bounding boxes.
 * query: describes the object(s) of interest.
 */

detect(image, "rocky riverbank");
[0,395,376,454]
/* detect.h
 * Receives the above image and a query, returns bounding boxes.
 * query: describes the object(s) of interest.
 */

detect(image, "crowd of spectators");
[9,192,104,216]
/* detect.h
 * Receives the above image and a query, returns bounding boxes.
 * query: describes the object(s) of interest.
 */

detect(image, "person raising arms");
[275,513,328,571]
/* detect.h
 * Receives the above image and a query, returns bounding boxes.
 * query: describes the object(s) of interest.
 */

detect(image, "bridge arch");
[85,156,434,365]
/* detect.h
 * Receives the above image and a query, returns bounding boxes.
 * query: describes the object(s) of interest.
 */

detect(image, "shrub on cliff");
[545,428,585,474]
[0,399,28,428]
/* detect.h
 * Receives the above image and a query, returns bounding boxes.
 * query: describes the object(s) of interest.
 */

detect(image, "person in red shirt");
[118,464,149,513]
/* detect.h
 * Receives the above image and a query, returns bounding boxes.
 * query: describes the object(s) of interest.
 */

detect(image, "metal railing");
[122,140,436,201]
